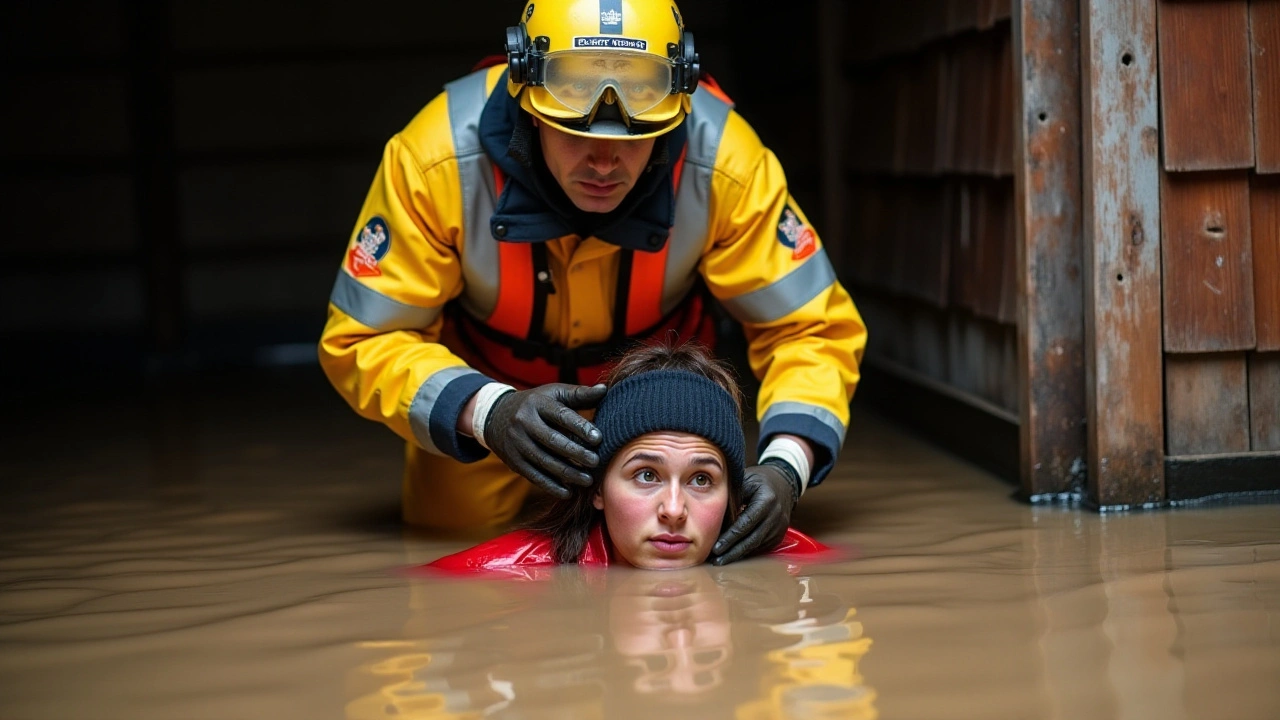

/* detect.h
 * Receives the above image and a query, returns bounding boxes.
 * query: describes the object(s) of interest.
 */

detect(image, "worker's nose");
[585,140,621,175]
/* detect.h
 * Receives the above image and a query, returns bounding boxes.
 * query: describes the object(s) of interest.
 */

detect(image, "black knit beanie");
[593,370,745,489]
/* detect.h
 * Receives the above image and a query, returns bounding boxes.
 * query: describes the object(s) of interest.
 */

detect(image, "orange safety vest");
[444,147,717,388]
[441,72,736,389]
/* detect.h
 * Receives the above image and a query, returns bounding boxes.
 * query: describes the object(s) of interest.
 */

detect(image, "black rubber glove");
[484,383,608,499]
[711,458,801,565]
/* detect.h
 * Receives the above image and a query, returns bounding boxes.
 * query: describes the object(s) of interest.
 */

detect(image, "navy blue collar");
[477,72,688,252]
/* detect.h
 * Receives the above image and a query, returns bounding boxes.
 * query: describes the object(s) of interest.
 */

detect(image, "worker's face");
[594,432,729,570]
[538,120,656,214]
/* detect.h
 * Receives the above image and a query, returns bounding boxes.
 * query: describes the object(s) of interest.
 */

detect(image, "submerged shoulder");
[769,527,834,557]
[426,529,557,574]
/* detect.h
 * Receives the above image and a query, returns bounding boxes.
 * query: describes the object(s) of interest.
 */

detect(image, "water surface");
[2,374,1277,718]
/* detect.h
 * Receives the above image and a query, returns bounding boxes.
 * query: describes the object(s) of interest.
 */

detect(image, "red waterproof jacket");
[422,525,834,578]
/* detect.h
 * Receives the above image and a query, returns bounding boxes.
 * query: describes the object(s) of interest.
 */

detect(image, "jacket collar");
[477,71,688,251]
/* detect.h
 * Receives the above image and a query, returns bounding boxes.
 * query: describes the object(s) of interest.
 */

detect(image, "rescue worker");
[318,0,867,564]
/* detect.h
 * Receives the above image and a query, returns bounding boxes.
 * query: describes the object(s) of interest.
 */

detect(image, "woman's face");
[594,432,730,569]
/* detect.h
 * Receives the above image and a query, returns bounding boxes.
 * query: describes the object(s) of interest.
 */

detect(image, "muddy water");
[2,373,1278,719]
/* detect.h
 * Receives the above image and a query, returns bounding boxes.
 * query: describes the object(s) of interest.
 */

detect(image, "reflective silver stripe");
[330,270,441,331]
[760,401,848,447]
[720,248,837,324]
[662,89,733,315]
[408,366,484,454]
[446,69,502,321]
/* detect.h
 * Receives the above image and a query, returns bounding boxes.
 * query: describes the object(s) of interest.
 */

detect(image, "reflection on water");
[346,565,874,719]
[0,374,1278,719]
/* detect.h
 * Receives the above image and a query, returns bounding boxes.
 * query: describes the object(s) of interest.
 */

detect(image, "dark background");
[0,0,823,390]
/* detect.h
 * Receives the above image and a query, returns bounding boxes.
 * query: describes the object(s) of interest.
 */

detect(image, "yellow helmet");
[505,0,700,140]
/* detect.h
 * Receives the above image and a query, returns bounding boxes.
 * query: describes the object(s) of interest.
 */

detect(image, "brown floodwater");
[2,371,1278,719]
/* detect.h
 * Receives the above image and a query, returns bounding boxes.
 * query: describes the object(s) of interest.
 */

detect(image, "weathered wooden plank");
[1249,352,1280,450]
[1252,173,1280,350]
[975,179,1011,320]
[954,38,988,174]
[993,30,1016,176]
[900,181,952,307]
[1161,171,1256,352]
[997,180,1018,325]
[1013,0,1087,497]
[937,45,959,175]
[1157,0,1255,171]
[903,50,944,176]
[952,180,980,311]
[974,33,1000,175]
[887,183,912,295]
[1251,0,1280,173]
[1164,354,1251,455]
[1081,0,1165,505]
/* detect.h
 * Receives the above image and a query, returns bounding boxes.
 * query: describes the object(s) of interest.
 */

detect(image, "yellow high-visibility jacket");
[319,65,867,485]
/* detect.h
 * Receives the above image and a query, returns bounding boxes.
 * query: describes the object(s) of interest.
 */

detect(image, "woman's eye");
[690,474,712,488]
[636,470,659,484]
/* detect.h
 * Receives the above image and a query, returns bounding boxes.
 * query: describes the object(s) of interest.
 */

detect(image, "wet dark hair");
[525,342,745,563]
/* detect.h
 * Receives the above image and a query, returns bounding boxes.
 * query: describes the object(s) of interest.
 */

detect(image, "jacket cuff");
[757,413,842,487]
[423,371,495,463]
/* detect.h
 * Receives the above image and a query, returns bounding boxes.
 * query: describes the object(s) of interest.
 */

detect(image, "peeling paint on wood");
[1081,0,1166,505]
[1013,0,1087,497]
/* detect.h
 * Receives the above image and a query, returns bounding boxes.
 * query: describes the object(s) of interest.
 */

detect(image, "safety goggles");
[540,50,675,119]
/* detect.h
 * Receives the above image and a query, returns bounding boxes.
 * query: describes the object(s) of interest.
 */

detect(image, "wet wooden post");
[1012,0,1087,498]
[1080,0,1165,506]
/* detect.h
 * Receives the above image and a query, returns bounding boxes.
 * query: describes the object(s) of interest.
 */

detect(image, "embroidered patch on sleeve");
[347,216,391,278]
[776,205,817,261]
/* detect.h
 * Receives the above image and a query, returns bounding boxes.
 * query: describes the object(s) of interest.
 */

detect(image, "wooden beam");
[1013,0,1087,497]
[1080,0,1165,506]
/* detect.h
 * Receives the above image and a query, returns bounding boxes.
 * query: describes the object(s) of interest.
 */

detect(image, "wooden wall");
[1155,0,1280,479]
[832,1,1025,480]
